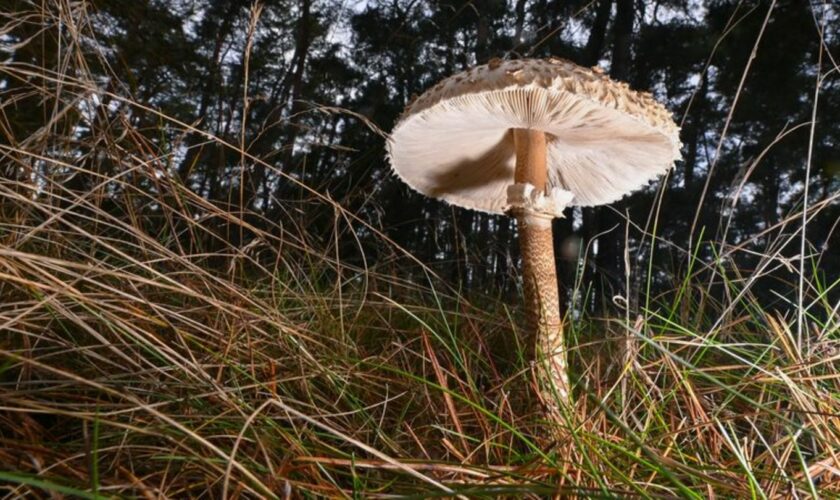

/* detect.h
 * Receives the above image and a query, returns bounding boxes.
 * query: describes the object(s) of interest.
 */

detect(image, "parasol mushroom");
[386,57,681,422]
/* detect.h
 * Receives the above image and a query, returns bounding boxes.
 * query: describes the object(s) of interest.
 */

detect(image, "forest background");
[7,0,838,303]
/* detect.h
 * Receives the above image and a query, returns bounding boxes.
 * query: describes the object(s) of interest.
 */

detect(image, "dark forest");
[7,0,838,305]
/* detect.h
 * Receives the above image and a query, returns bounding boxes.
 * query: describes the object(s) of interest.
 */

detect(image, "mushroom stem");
[512,128,571,416]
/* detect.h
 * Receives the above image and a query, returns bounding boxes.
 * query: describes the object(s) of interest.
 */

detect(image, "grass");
[1,1,839,498]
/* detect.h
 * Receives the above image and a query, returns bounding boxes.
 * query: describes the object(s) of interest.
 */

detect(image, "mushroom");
[386,58,681,421]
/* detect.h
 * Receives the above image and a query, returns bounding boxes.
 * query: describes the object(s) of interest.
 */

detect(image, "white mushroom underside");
[387,87,680,214]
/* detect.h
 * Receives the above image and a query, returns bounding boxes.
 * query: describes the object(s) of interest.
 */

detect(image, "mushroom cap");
[386,57,682,214]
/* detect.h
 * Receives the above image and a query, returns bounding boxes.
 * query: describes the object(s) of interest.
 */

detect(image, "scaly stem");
[512,128,571,419]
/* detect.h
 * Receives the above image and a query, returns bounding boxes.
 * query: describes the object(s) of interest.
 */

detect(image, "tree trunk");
[268,0,312,211]
[577,0,616,312]
[583,0,613,66]
[593,0,635,311]
[513,0,527,44]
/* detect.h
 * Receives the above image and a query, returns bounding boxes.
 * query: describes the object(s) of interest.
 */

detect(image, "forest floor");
[3,122,839,498]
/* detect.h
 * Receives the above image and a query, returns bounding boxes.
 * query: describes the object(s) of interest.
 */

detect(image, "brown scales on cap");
[401,57,678,132]
[388,57,681,212]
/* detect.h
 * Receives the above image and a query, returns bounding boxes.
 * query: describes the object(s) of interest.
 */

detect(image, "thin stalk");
[512,128,570,419]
